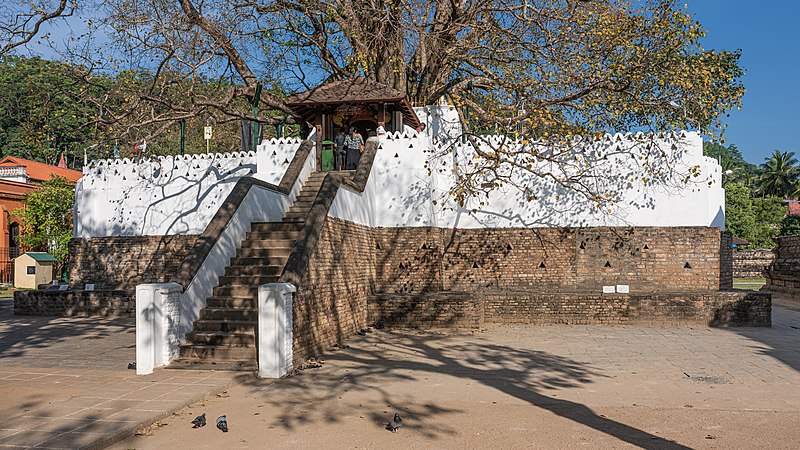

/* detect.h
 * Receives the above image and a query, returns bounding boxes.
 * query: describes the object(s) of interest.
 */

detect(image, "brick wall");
[368,292,483,329]
[719,231,733,289]
[291,218,374,365]
[14,290,134,317]
[373,226,725,293]
[291,221,749,363]
[733,249,774,278]
[766,235,800,295]
[69,235,197,291]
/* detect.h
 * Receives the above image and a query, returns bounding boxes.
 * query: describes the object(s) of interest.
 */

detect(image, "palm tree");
[757,150,799,197]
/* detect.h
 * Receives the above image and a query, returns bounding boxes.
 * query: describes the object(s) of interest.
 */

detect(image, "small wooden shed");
[14,252,56,289]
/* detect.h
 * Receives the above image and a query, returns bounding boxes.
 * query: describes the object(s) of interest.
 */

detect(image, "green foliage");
[703,142,757,186]
[724,182,786,248]
[750,196,785,248]
[0,56,109,165]
[781,216,800,237]
[13,176,75,264]
[725,182,755,244]
[757,150,799,198]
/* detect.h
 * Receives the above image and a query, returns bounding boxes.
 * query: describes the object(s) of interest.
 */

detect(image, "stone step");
[283,212,308,220]
[234,248,293,259]
[249,222,304,232]
[223,264,283,277]
[179,344,255,360]
[187,331,256,346]
[206,296,257,308]
[193,320,256,333]
[239,239,296,249]
[212,285,262,298]
[230,255,290,267]
[218,274,281,285]
[295,193,318,200]
[166,358,257,372]
[245,230,302,240]
[200,307,258,321]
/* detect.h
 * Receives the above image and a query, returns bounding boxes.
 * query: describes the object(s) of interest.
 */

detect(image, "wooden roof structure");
[286,77,421,129]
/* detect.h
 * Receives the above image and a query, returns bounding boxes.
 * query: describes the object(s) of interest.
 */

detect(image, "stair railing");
[134,137,316,375]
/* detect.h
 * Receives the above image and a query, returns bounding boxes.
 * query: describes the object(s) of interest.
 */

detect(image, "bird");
[386,413,403,432]
[191,413,206,428]
[216,415,228,432]
[356,329,367,336]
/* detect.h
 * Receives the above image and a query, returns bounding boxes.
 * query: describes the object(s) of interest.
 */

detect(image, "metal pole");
[251,83,262,151]
[180,119,185,156]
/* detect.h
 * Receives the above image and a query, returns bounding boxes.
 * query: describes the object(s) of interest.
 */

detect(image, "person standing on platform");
[345,127,364,170]
[334,127,347,170]
[376,121,386,139]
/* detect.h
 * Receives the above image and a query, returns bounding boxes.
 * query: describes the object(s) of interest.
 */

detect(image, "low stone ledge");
[13,289,134,317]
[367,290,771,329]
[485,290,771,327]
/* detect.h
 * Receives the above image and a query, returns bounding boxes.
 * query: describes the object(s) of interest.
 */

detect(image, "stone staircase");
[170,171,330,370]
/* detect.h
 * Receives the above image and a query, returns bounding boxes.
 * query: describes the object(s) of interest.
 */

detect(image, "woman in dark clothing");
[344,127,364,170]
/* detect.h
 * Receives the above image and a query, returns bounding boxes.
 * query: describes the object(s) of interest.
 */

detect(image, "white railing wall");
[76,138,305,238]
[329,130,725,230]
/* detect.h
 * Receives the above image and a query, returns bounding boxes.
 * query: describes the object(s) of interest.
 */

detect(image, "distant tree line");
[0,56,278,166]
[704,142,800,248]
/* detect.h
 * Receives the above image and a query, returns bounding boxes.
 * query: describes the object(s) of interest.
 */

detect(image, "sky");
[686,1,800,165]
[14,1,797,166]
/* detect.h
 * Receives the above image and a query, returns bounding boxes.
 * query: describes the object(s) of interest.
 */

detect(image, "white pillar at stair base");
[136,283,184,375]
[258,283,295,378]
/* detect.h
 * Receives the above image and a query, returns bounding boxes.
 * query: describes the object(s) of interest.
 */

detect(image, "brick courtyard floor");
[115,294,800,450]
[0,299,236,449]
[3,295,800,449]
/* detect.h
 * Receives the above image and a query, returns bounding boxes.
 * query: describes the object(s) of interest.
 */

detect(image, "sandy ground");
[111,297,800,450]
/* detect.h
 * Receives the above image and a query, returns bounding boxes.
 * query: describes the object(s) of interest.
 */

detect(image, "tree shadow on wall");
[235,330,688,448]
[431,133,703,229]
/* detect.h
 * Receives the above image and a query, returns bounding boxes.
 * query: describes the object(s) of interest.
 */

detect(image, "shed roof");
[23,252,58,262]
[286,77,421,128]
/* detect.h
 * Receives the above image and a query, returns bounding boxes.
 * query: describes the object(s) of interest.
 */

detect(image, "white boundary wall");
[78,110,723,236]
[75,137,305,237]
[329,127,724,229]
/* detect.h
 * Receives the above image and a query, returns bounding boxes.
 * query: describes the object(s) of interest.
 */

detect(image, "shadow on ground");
[0,298,134,361]
[725,294,800,374]
[236,330,690,449]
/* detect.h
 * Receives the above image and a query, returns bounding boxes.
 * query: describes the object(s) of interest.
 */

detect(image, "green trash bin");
[321,140,335,171]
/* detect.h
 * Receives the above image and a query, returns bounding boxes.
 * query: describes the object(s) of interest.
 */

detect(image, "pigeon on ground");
[356,329,367,336]
[216,415,228,432]
[386,413,403,432]
[373,321,384,330]
[191,413,206,428]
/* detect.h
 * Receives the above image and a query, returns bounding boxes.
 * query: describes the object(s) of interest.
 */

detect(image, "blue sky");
[687,1,800,164]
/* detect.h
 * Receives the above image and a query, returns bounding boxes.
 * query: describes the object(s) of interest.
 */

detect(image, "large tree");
[0,1,75,56]
[82,0,742,143]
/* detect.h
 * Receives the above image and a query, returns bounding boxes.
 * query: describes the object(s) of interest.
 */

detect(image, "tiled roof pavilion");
[286,77,421,129]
